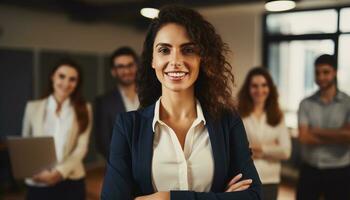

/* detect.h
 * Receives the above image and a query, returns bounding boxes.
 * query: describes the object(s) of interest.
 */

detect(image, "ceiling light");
[265,0,296,12]
[140,8,159,19]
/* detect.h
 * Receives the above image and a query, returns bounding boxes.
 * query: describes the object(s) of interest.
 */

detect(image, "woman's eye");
[158,47,170,54]
[183,47,196,54]
[59,74,65,79]
[69,77,77,83]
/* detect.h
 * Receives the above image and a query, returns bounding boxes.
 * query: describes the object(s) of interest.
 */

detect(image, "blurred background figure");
[297,54,350,200]
[94,47,139,160]
[22,59,92,200]
[238,67,291,200]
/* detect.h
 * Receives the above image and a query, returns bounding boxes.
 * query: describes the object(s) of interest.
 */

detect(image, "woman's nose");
[169,50,184,67]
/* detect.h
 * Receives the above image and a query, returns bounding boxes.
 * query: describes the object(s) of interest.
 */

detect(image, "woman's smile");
[164,71,189,81]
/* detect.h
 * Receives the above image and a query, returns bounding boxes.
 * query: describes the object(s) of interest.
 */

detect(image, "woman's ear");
[151,60,156,69]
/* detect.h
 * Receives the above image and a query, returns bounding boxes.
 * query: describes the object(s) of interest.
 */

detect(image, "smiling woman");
[152,23,201,93]
[21,59,92,200]
[238,67,291,200]
[101,5,262,200]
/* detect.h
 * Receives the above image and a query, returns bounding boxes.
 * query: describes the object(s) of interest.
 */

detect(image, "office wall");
[0,5,145,53]
[200,3,264,95]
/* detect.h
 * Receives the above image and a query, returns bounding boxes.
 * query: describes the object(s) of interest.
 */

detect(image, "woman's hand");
[250,145,263,159]
[135,192,170,200]
[134,174,251,199]
[225,173,252,192]
[32,169,63,186]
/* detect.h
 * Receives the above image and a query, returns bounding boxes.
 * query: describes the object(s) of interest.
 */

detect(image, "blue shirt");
[298,90,350,169]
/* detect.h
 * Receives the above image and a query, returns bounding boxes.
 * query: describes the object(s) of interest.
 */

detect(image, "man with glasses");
[297,54,350,200]
[94,47,139,160]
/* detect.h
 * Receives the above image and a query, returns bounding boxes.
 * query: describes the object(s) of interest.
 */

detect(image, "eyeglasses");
[113,62,136,69]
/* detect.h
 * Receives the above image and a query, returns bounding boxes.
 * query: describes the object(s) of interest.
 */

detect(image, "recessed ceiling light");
[140,8,159,19]
[265,0,296,12]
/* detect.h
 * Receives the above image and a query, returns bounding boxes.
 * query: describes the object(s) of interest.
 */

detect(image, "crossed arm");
[251,121,291,161]
[298,100,350,145]
[135,173,253,200]
[298,124,350,145]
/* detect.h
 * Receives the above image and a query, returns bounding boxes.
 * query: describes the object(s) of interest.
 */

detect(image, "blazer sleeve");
[170,115,262,200]
[94,97,113,159]
[22,102,32,137]
[100,113,135,200]
[55,103,93,179]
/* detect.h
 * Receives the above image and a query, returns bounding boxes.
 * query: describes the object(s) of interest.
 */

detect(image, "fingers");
[227,173,242,187]
[32,175,47,183]
[32,176,41,182]
[225,179,252,192]
[31,170,52,183]
[232,184,250,192]
[32,171,46,181]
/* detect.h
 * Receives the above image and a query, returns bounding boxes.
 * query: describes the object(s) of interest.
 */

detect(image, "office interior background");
[1,0,350,199]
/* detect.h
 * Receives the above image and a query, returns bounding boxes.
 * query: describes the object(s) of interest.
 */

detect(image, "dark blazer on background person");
[94,88,126,159]
[101,103,262,200]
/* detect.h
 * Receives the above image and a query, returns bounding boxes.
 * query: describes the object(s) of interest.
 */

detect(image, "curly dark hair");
[238,67,283,126]
[137,5,235,119]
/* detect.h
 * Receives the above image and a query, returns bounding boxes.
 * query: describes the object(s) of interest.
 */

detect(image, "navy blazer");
[94,88,126,159]
[101,103,262,200]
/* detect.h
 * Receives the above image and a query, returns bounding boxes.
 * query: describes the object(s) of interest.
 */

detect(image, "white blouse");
[26,95,75,186]
[151,98,214,192]
[44,95,74,162]
[242,113,291,184]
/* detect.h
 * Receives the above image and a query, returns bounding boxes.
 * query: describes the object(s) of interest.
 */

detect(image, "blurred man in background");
[94,47,139,160]
[297,54,350,200]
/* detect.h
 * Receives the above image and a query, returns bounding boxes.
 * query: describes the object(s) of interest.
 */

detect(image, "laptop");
[6,136,57,179]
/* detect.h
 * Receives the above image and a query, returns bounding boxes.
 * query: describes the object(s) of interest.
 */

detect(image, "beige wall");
[200,3,264,94]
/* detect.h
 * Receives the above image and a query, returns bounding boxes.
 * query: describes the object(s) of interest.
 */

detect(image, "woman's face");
[152,23,201,93]
[51,65,79,100]
[249,75,270,105]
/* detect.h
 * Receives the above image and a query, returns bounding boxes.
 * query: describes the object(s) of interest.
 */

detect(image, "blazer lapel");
[114,88,126,112]
[33,99,47,137]
[205,114,228,192]
[137,105,155,194]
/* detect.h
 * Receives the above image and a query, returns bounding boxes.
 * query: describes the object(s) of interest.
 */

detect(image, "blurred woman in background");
[22,59,92,200]
[238,67,291,200]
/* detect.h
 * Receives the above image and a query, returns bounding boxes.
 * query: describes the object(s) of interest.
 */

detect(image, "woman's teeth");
[166,72,186,77]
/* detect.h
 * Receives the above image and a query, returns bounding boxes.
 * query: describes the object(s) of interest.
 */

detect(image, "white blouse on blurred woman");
[242,114,291,184]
